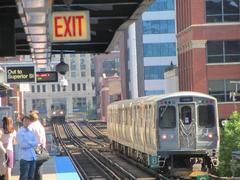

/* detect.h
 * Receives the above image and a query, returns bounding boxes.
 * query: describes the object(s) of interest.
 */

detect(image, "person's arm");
[17,130,37,149]
[39,125,46,148]
[12,130,17,145]
[0,142,6,154]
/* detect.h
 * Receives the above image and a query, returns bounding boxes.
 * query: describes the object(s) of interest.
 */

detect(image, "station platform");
[12,156,80,180]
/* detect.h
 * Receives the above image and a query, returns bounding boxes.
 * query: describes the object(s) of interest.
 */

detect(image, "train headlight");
[208,133,213,139]
[161,134,167,140]
[53,111,56,115]
[60,111,64,115]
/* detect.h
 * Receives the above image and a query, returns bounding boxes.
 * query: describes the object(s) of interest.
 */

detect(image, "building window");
[77,83,81,91]
[143,20,175,34]
[83,83,86,91]
[208,79,240,102]
[102,59,119,76]
[71,59,77,78]
[71,72,76,78]
[81,71,86,77]
[32,85,35,93]
[92,96,96,108]
[70,59,76,70]
[42,85,46,92]
[145,90,165,95]
[72,83,75,91]
[72,97,87,112]
[207,40,240,63]
[147,0,175,11]
[144,66,168,80]
[143,43,176,57]
[52,84,55,92]
[206,0,240,22]
[80,59,86,70]
[32,99,47,114]
[91,63,95,77]
[57,84,61,91]
[37,85,40,92]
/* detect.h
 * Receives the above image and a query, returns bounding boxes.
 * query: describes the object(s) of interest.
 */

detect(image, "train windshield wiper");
[160,105,168,117]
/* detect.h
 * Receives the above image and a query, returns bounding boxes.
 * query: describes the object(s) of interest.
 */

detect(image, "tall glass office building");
[142,0,176,95]
[123,0,177,98]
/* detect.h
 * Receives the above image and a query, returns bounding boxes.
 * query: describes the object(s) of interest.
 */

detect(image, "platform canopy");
[0,0,153,65]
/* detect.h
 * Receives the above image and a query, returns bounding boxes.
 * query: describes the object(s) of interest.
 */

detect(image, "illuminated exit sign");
[51,11,90,42]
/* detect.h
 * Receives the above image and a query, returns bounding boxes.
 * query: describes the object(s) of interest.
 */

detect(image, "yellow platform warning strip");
[190,171,208,177]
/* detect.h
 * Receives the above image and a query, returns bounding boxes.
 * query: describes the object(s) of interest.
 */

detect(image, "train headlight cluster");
[53,111,56,115]
[161,134,174,140]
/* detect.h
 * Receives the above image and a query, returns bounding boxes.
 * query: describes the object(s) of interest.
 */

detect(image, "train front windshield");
[159,106,176,128]
[198,105,215,128]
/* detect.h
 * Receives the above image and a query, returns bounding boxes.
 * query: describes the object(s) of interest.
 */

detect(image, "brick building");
[176,0,240,119]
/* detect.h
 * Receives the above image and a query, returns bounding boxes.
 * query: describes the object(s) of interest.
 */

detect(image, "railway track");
[54,121,156,179]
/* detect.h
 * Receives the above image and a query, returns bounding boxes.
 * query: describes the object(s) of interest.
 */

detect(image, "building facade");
[23,54,96,120]
[92,52,121,119]
[124,0,177,98]
[176,0,240,119]
[142,0,177,95]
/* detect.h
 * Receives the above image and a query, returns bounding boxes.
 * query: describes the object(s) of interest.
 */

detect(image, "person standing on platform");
[28,112,46,180]
[17,116,37,180]
[1,117,16,180]
[0,129,6,180]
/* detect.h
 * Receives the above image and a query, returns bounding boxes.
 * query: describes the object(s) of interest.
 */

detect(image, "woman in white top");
[1,117,16,180]
[28,112,46,180]
[0,129,6,180]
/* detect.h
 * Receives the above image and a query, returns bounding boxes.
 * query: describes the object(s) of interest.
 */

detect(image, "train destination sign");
[51,11,90,42]
[36,71,58,83]
[6,66,35,83]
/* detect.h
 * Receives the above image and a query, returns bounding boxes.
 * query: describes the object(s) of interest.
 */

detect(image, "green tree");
[217,111,240,176]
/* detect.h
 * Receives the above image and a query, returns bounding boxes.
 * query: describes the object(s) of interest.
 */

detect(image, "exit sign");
[51,11,90,42]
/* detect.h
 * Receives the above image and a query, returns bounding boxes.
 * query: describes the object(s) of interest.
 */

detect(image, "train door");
[178,104,196,149]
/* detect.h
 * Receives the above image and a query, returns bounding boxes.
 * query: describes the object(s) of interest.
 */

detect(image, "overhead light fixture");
[63,0,73,8]
[31,35,47,42]
[28,26,46,34]
[26,12,46,24]
[32,43,47,49]
[22,0,45,8]
[56,51,69,75]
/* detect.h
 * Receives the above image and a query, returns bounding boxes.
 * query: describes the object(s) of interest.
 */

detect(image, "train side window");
[198,105,215,128]
[159,106,176,128]
[181,106,192,125]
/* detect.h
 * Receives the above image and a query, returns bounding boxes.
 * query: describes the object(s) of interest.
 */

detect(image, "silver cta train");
[107,91,219,175]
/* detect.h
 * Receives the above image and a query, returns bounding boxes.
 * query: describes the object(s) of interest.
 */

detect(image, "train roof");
[108,91,217,108]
